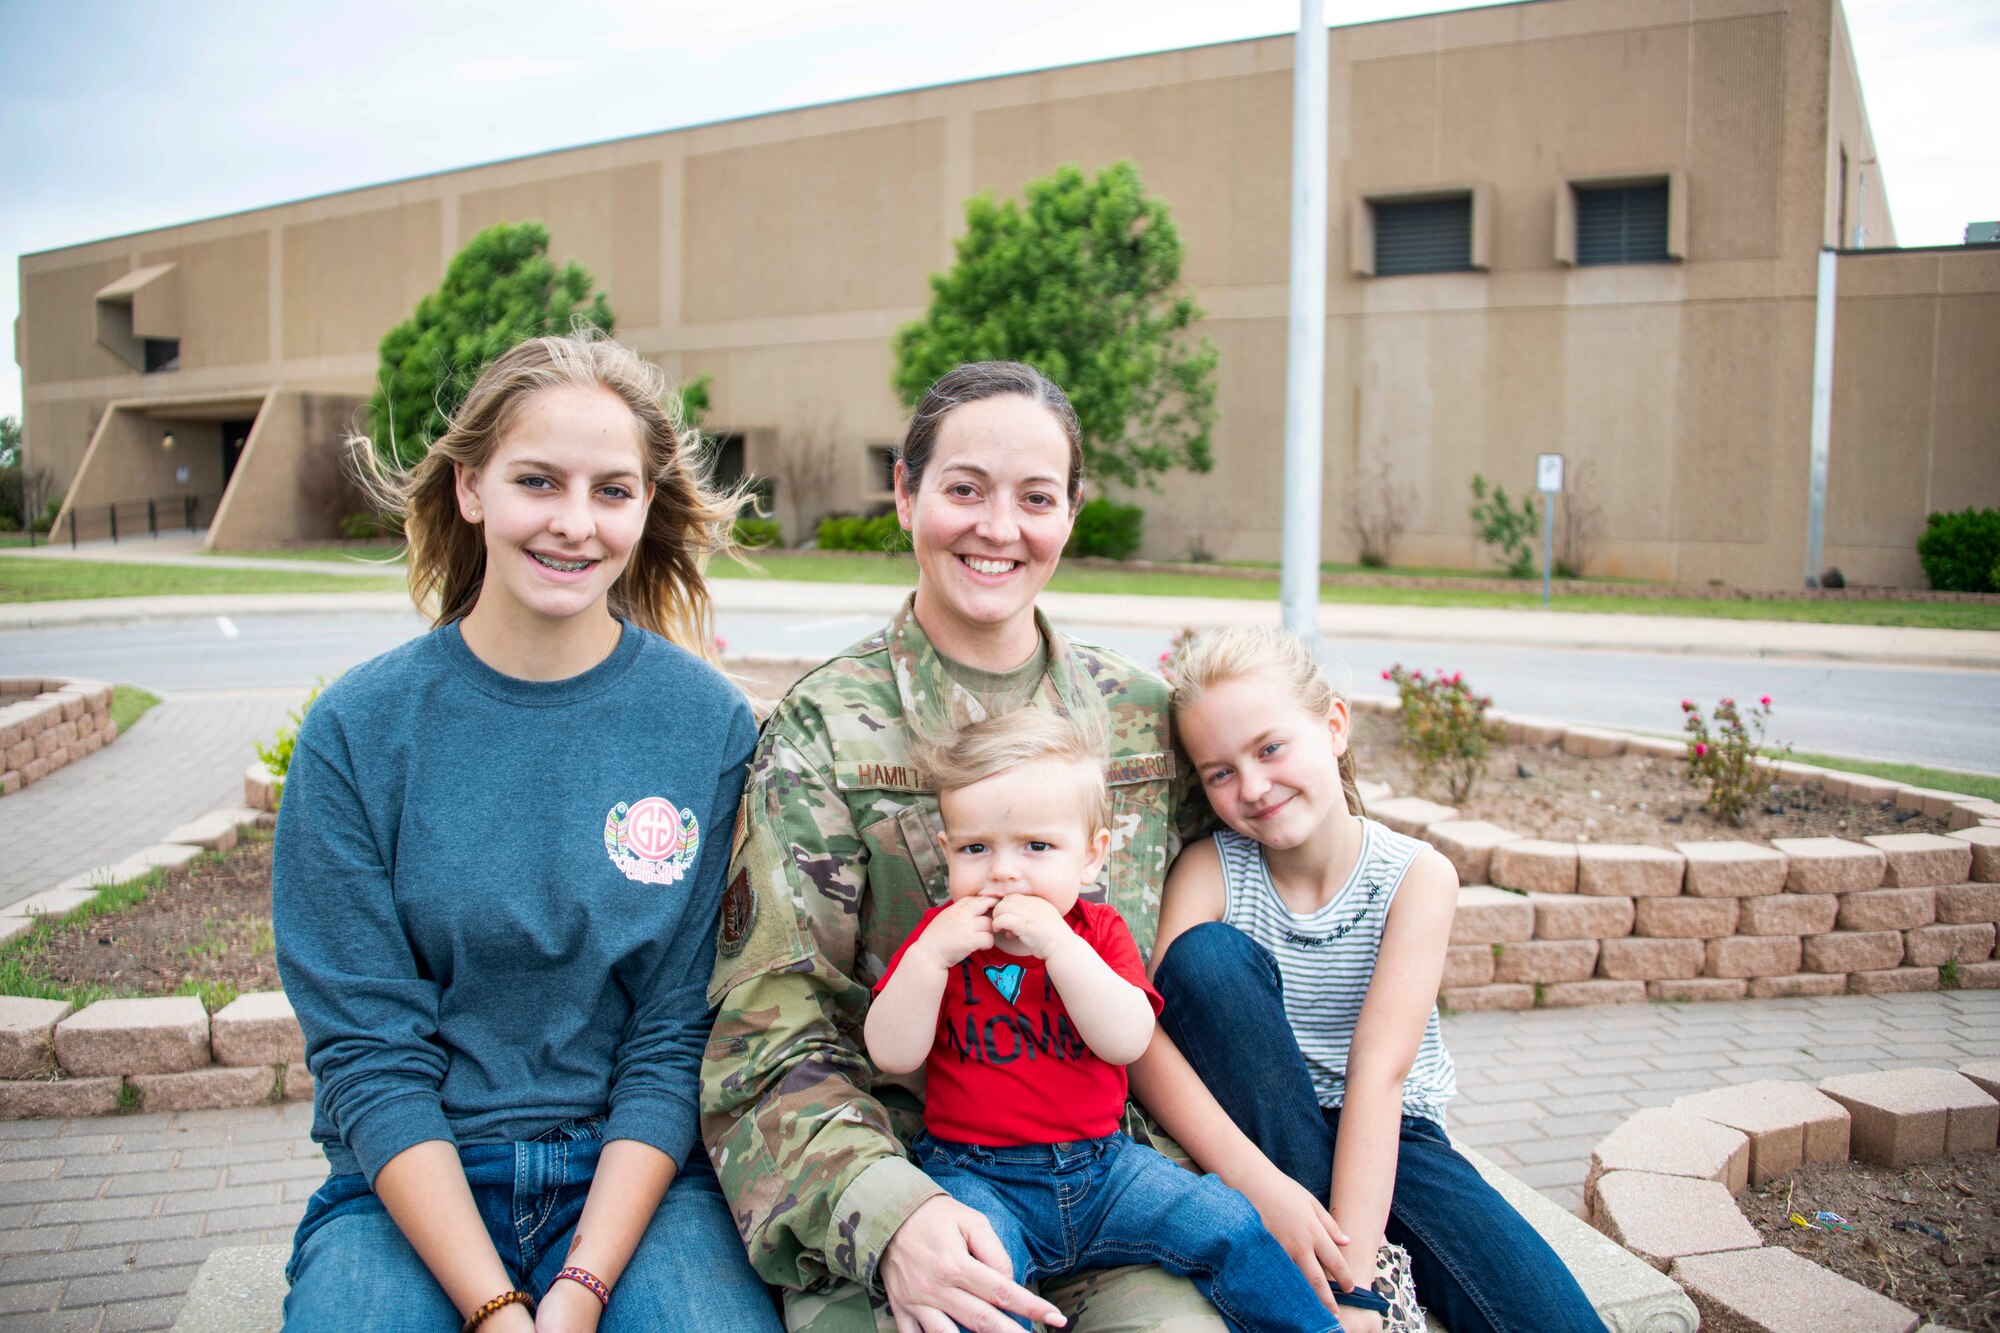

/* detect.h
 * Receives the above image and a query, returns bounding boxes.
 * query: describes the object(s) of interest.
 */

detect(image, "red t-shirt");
[873,899,1165,1146]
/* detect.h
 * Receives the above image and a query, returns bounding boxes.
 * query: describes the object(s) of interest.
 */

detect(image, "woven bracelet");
[554,1266,612,1308]
[462,1289,533,1332]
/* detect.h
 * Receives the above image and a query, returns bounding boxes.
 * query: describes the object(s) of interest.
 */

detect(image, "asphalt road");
[3,609,1996,776]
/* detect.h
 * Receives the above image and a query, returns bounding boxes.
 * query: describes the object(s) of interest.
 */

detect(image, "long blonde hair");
[353,331,747,663]
[1169,625,1366,817]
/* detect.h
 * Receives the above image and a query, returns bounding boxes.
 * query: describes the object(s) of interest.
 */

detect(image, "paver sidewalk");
[0,989,1992,1330]
[0,690,305,911]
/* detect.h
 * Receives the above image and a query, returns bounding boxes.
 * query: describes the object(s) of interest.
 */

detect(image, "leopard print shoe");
[1369,1242,1427,1333]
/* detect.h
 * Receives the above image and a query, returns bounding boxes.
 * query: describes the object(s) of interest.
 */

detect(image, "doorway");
[220,419,255,485]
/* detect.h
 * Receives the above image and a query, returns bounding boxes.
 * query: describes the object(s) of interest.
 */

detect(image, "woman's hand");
[880,1195,1066,1333]
[533,1278,603,1333]
[1232,1162,1355,1310]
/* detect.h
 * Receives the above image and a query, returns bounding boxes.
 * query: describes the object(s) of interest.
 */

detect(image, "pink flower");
[1382,669,1393,680]
[1720,697,1733,707]
[714,636,728,654]
[1449,671,1463,686]
[1680,699,1695,711]
[1760,695,1772,707]
[1694,742,1708,757]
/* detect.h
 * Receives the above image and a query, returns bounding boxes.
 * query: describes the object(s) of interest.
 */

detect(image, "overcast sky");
[3,0,1995,425]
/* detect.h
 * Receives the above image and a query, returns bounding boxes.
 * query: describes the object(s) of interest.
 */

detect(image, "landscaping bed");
[3,835,277,1006]
[1350,712,1953,850]
[1741,1151,2000,1331]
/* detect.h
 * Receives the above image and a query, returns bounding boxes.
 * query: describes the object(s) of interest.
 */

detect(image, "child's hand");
[914,897,997,970]
[1334,1305,1384,1333]
[990,894,1073,959]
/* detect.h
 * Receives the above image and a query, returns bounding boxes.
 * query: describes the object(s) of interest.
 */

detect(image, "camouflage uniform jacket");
[702,596,1182,1294]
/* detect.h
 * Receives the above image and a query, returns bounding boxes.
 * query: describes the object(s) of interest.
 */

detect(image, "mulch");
[1742,1151,2000,1331]
[1350,712,1952,850]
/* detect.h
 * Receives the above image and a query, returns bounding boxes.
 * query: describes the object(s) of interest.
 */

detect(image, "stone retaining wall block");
[1649,977,1748,1002]
[1634,896,1739,938]
[1561,726,1629,759]
[1588,1171,1760,1271]
[1705,935,1803,980]
[1948,800,2000,832]
[1735,893,1841,937]
[1864,834,1974,887]
[1837,887,1937,932]
[1449,886,1534,946]
[1747,973,1849,998]
[1946,828,2000,883]
[1673,1080,1850,1181]
[1441,945,1495,988]
[1422,820,1522,886]
[54,996,210,1076]
[1493,938,1600,984]
[1502,715,1566,746]
[1961,1061,2000,1100]
[1848,966,1940,995]
[1670,1247,1921,1333]
[1801,930,1906,974]
[210,991,305,1066]
[1953,961,2000,988]
[1529,892,1633,940]
[1490,839,1578,894]
[1599,936,1706,980]
[1903,922,1996,968]
[1439,984,1534,1012]
[0,997,72,1079]
[1936,883,2000,924]
[128,1065,278,1112]
[1587,1108,1751,1197]
[1540,978,1646,1007]
[1578,844,1686,897]
[161,811,242,854]
[1820,1068,1997,1165]
[1678,841,1788,898]
[283,1061,314,1101]
[0,1075,124,1120]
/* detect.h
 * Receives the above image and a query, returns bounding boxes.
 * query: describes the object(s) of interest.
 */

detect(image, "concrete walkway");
[0,988,1992,1330]
[0,690,306,912]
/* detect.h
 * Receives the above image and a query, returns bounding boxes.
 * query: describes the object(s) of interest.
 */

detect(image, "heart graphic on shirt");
[983,964,1026,1007]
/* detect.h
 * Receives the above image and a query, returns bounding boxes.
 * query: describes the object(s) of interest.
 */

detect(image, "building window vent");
[1575,182,1671,265]
[1372,196,1474,276]
[143,338,181,373]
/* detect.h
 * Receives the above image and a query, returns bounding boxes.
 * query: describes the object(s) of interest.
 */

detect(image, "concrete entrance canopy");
[52,390,367,550]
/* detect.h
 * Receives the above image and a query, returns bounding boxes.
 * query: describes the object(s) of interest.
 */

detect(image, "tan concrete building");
[15,0,1998,585]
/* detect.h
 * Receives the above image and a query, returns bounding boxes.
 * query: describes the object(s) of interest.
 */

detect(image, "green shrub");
[1385,665,1502,802]
[1680,694,1782,827]
[1066,498,1144,560]
[1916,507,2000,593]
[255,678,331,806]
[816,512,912,553]
[1469,474,1539,578]
[733,516,782,548]
[339,511,403,541]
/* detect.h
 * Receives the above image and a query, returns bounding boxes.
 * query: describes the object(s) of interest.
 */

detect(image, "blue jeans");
[914,1130,1339,1333]
[1154,922,1603,1333]
[283,1118,779,1332]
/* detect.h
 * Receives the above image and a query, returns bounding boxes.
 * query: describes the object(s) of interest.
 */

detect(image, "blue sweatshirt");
[273,620,756,1184]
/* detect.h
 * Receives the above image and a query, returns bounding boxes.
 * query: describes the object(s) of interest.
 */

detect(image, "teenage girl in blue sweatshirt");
[275,333,779,1333]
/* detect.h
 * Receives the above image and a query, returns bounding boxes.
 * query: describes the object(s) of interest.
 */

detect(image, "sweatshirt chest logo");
[604,797,700,886]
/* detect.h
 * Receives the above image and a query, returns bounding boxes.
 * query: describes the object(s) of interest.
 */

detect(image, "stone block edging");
[0,803,293,1118]
[1348,704,2000,1013]
[1583,1065,1998,1332]
[0,675,119,798]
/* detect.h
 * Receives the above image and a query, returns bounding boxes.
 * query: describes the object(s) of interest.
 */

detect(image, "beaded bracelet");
[462,1289,534,1332]
[554,1265,612,1308]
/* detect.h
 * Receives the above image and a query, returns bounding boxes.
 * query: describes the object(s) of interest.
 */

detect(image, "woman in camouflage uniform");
[701,364,1353,1333]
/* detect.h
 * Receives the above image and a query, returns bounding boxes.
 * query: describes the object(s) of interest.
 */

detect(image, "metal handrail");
[52,493,220,547]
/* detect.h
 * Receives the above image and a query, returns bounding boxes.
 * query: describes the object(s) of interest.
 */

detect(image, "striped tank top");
[1215,818,1456,1122]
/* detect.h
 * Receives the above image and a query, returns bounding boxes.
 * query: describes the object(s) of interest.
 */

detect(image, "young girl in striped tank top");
[1148,627,1600,1333]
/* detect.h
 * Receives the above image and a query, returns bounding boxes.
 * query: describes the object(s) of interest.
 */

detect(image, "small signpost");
[1536,453,1564,606]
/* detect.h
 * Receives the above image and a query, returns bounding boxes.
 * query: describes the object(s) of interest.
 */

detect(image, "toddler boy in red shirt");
[866,710,1340,1333]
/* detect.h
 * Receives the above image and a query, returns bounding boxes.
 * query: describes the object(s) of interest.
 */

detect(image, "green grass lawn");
[0,556,407,602]
[1791,751,2000,802]
[111,684,161,734]
[203,543,406,564]
[716,553,2000,631]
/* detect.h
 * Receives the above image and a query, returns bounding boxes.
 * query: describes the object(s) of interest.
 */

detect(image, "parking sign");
[1536,453,1564,494]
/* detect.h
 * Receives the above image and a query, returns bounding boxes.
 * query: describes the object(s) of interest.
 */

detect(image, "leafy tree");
[368,222,612,465]
[892,162,1217,490]
[0,415,20,468]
